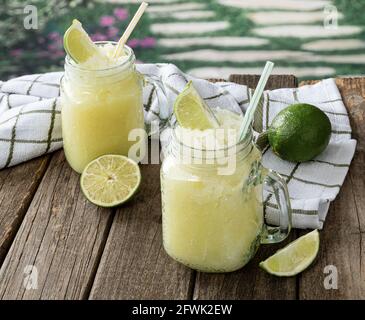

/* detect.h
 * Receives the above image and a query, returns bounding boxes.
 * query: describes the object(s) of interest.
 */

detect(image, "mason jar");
[161,124,292,273]
[60,42,145,173]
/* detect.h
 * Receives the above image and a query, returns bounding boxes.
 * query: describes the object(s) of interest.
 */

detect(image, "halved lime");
[63,19,100,63]
[80,155,141,207]
[259,229,319,277]
[174,81,220,130]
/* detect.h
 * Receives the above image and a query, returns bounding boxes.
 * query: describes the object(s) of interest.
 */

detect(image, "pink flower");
[52,50,65,59]
[90,33,108,42]
[10,49,23,57]
[99,15,115,27]
[127,38,140,48]
[47,44,58,51]
[140,37,156,48]
[52,37,63,47]
[48,32,61,40]
[114,8,128,21]
[107,26,119,38]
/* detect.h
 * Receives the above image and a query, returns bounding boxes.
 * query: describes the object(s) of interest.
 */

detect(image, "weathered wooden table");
[0,75,363,300]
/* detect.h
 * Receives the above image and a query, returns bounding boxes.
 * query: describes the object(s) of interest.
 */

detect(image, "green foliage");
[334,0,365,26]
[0,0,155,79]
[0,0,84,49]
[208,1,253,36]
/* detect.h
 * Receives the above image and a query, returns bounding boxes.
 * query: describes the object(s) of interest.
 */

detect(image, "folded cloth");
[0,64,356,229]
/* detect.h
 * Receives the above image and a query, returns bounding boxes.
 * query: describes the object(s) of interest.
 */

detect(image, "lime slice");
[63,19,100,63]
[259,229,319,277]
[80,155,141,207]
[174,81,220,130]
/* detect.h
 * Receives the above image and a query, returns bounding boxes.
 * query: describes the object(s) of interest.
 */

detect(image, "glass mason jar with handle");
[61,42,146,173]
[160,121,292,273]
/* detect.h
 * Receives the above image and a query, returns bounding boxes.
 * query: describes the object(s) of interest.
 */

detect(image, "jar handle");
[261,169,292,244]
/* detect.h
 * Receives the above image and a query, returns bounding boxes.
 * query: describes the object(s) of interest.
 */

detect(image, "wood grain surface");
[89,164,194,300]
[0,151,114,299]
[297,78,365,299]
[0,156,50,265]
[0,75,363,300]
[229,74,298,91]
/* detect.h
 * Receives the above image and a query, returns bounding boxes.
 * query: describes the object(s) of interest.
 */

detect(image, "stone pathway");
[158,37,269,48]
[253,25,362,38]
[302,39,365,51]
[148,2,206,13]
[164,49,365,64]
[151,21,230,35]
[162,49,315,63]
[107,0,181,3]
[188,66,336,79]
[248,11,343,25]
[150,11,216,20]
[142,0,364,79]
[217,0,331,11]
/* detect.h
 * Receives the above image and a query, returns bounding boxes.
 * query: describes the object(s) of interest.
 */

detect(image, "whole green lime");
[268,103,331,162]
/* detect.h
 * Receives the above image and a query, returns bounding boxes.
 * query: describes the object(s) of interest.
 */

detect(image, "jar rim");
[170,120,253,153]
[64,41,135,72]
[165,122,255,168]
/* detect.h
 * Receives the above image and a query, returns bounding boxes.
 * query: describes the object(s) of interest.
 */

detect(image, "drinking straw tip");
[113,1,149,58]
[238,61,275,141]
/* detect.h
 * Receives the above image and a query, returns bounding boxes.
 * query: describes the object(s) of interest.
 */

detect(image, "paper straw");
[113,2,149,58]
[238,61,274,141]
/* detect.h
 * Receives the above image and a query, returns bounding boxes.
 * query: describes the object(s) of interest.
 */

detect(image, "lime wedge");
[259,229,319,277]
[174,81,220,130]
[63,19,100,63]
[80,155,141,207]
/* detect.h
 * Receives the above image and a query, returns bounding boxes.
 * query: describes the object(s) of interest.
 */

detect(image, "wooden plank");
[332,78,365,233]
[193,74,298,300]
[301,78,365,230]
[0,151,114,299]
[0,156,50,265]
[298,165,364,299]
[229,74,298,90]
[89,164,194,299]
[298,78,365,299]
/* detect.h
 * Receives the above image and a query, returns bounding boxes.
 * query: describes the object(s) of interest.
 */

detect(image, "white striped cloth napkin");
[0,64,356,229]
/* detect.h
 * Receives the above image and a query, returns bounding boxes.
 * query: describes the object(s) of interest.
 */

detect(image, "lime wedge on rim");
[81,155,141,207]
[174,81,220,130]
[259,229,319,277]
[63,19,100,63]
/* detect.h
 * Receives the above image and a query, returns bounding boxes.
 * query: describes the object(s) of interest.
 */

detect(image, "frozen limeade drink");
[160,82,292,272]
[61,20,145,173]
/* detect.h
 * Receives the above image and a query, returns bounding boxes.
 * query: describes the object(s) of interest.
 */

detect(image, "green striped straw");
[238,61,274,141]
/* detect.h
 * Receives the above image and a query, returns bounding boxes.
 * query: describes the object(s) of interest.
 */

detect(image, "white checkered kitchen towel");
[0,64,357,229]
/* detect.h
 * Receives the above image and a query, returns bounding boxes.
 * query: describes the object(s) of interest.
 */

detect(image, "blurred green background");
[1,0,364,80]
